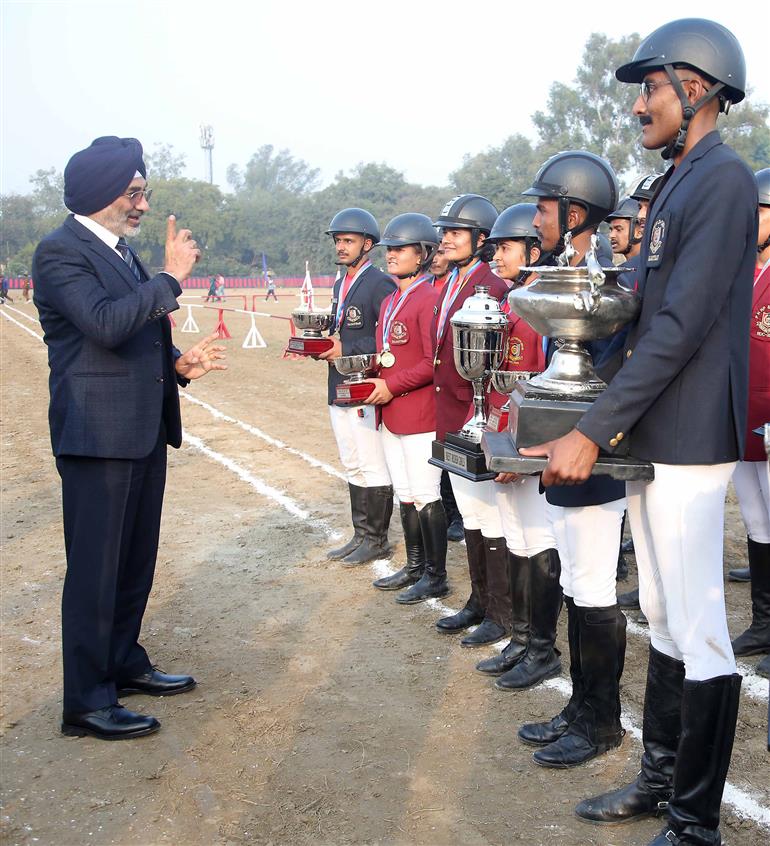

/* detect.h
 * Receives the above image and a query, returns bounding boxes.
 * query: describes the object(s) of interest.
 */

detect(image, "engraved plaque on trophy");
[430,285,509,481]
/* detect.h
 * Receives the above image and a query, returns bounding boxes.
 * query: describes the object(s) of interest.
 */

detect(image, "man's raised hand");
[164,215,201,282]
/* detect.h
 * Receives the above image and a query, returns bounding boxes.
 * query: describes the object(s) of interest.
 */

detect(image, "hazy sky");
[2,0,769,195]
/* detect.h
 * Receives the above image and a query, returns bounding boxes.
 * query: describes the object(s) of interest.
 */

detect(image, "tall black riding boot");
[518,595,582,744]
[648,674,741,846]
[533,605,626,767]
[441,470,464,542]
[373,503,424,590]
[576,645,685,825]
[462,536,511,646]
[397,500,451,604]
[341,485,393,566]
[327,483,367,559]
[476,551,529,675]
[731,538,770,656]
[436,529,485,632]
[496,548,562,690]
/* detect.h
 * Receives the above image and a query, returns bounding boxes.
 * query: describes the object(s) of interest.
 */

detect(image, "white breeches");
[627,462,737,681]
[329,405,391,487]
[732,460,770,543]
[380,425,441,510]
[547,498,626,608]
[450,475,503,537]
[495,476,556,557]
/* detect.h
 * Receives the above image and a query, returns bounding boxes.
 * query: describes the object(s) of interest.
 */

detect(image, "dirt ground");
[1,291,768,846]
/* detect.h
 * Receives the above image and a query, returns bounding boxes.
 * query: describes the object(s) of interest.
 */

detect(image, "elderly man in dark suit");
[33,136,226,741]
[519,20,757,846]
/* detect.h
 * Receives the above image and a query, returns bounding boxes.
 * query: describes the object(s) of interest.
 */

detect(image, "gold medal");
[379,350,396,368]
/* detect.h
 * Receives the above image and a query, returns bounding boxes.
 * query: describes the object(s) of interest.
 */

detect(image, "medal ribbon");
[334,260,371,329]
[435,260,482,346]
[381,274,430,348]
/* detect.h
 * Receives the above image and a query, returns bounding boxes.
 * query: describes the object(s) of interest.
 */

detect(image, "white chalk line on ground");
[0,307,45,342]
[180,393,345,481]
[370,560,770,831]
[2,303,42,324]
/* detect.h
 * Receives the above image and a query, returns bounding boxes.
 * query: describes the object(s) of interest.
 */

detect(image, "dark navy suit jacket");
[326,263,396,405]
[578,132,757,464]
[32,215,185,459]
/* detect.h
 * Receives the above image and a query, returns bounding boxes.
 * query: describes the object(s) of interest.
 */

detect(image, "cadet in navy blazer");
[33,137,226,741]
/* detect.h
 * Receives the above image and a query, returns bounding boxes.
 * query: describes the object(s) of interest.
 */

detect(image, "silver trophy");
[430,285,509,480]
[333,353,379,405]
[451,284,510,441]
[288,307,334,355]
[481,234,653,480]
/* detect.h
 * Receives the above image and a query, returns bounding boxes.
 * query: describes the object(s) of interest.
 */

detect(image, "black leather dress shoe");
[117,668,196,697]
[61,704,160,740]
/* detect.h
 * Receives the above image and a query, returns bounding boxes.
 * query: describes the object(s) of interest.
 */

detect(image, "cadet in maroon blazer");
[364,214,450,605]
[430,195,511,649]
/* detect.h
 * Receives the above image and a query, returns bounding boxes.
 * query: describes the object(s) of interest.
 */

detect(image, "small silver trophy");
[333,353,379,405]
[288,307,334,355]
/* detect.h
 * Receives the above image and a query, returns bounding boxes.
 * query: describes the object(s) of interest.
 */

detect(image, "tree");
[145,143,187,180]
[229,145,321,196]
[450,134,539,211]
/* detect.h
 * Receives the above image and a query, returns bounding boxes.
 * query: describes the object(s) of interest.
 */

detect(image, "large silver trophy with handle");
[430,285,509,481]
[482,233,653,480]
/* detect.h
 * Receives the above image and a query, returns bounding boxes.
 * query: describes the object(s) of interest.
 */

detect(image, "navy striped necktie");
[116,238,143,282]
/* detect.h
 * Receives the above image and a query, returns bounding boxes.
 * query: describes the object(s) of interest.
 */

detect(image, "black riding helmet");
[379,213,441,278]
[523,151,619,251]
[326,208,381,267]
[433,194,498,266]
[630,172,666,203]
[616,18,746,159]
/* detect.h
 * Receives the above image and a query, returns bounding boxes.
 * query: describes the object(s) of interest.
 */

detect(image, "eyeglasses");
[639,78,697,102]
[123,188,153,204]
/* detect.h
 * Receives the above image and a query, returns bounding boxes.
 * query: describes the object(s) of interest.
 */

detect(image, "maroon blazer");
[377,280,439,435]
[746,261,770,461]
[431,263,508,441]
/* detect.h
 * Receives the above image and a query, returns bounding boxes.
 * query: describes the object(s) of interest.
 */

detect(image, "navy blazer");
[326,263,396,405]
[578,132,757,464]
[32,215,185,459]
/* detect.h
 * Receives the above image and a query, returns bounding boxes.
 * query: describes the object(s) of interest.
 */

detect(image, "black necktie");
[116,238,143,282]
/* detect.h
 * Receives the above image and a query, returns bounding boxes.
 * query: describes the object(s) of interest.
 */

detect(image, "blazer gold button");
[626,349,633,358]
[609,437,618,447]
[616,432,624,441]
[435,386,440,392]
[435,359,441,366]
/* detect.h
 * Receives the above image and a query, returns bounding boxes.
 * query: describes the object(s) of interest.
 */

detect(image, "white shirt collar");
[73,214,121,254]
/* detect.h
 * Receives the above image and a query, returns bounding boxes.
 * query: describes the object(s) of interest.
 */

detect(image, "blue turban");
[63,136,147,215]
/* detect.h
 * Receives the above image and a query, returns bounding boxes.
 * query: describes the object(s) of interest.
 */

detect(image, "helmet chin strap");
[556,198,593,253]
[661,64,725,160]
[759,234,770,254]
[453,228,480,267]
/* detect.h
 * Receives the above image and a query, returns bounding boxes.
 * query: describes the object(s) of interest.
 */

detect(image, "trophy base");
[429,433,497,482]
[287,337,334,356]
[510,382,598,448]
[481,431,655,481]
[334,381,375,406]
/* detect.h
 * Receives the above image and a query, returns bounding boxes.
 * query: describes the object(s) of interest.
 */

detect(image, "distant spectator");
[22,274,31,302]
[215,273,225,301]
[0,275,12,304]
[265,272,277,301]
[205,275,217,302]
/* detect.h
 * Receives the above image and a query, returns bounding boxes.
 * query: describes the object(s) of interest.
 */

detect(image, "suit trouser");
[628,462,736,681]
[380,425,441,510]
[732,460,770,543]
[547,498,625,607]
[56,428,167,712]
[495,476,556,557]
[329,404,390,487]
